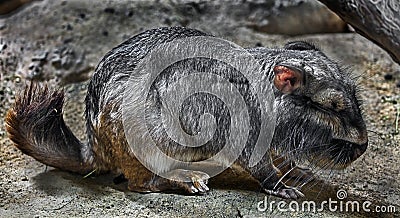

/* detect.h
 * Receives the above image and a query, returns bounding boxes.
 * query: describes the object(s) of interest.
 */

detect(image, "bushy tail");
[5,84,92,174]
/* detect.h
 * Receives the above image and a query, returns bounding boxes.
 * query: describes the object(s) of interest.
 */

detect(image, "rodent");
[5,27,368,199]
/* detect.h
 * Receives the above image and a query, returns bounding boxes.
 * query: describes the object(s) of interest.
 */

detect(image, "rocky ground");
[0,0,399,217]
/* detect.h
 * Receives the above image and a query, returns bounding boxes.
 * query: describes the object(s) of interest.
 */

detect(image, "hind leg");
[130,169,210,194]
[94,109,210,194]
[121,158,210,194]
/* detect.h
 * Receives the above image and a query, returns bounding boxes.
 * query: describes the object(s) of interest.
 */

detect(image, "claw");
[192,171,209,192]
[191,173,209,193]
[164,169,210,194]
[189,185,199,193]
[193,179,209,193]
[265,185,305,199]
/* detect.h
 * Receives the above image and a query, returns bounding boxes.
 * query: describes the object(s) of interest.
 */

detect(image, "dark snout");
[330,139,368,167]
[352,140,368,160]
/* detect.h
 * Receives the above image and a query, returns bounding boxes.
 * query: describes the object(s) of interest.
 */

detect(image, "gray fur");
[6,27,368,197]
[86,27,367,186]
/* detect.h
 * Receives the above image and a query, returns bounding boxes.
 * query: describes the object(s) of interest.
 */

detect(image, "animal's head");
[270,41,368,169]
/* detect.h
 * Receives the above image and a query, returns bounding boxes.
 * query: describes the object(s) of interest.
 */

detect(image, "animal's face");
[270,41,367,169]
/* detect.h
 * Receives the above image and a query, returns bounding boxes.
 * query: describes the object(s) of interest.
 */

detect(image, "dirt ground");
[0,0,399,217]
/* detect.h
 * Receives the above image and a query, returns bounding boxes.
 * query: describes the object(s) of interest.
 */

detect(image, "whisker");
[367,129,385,140]
[272,166,296,190]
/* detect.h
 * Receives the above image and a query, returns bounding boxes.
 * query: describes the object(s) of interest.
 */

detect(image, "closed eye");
[308,88,348,111]
[288,95,344,114]
[304,97,342,114]
[311,102,336,114]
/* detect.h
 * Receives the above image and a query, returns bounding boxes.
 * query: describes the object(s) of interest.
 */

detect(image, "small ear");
[284,41,319,51]
[273,65,303,94]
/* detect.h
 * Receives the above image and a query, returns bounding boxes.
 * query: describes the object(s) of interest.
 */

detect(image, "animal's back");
[86,27,209,123]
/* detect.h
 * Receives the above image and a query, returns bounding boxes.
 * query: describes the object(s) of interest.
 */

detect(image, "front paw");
[264,185,304,199]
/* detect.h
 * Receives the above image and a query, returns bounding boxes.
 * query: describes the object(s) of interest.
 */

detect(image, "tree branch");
[318,0,400,64]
